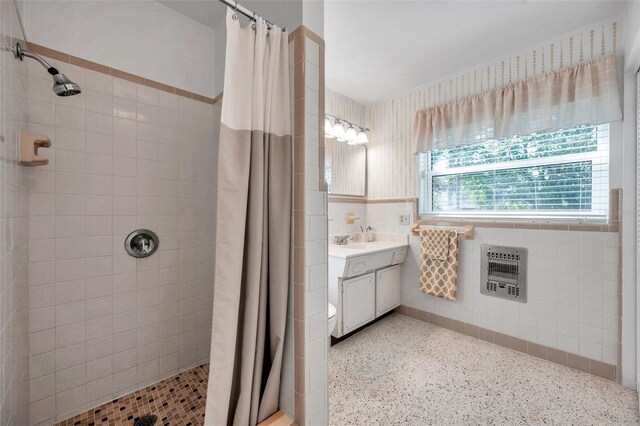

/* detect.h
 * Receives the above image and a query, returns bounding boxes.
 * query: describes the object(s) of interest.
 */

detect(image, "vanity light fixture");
[325,113,369,145]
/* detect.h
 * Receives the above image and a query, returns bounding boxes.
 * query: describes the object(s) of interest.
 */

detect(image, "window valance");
[412,54,621,153]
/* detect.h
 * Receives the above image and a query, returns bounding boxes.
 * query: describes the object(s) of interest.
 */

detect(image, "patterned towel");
[419,228,459,301]
[420,228,450,260]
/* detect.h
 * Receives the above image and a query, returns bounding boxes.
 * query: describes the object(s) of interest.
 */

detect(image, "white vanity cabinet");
[342,273,376,334]
[328,236,408,339]
[376,265,401,316]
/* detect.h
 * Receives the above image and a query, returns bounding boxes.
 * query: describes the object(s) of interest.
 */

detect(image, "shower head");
[13,42,82,97]
[52,73,82,97]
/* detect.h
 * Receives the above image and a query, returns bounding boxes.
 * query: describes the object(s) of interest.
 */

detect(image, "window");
[418,124,609,221]
[325,165,332,193]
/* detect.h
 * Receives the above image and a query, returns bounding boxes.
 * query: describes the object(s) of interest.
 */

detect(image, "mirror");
[325,137,366,196]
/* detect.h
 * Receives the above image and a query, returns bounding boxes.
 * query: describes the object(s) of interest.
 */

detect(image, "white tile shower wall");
[366,202,619,365]
[303,37,328,426]
[26,57,219,423]
[327,202,366,235]
[0,2,31,424]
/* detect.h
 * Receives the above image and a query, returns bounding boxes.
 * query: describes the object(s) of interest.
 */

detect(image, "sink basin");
[329,239,409,259]
[340,243,372,249]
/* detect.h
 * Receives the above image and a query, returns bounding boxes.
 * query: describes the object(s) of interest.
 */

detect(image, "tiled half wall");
[289,27,328,426]
[25,47,220,424]
[328,196,621,383]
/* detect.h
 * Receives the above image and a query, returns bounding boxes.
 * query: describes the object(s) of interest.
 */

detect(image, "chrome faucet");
[334,235,353,245]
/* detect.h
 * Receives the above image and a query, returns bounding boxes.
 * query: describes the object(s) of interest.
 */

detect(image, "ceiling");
[325,0,625,104]
[158,0,302,32]
[158,0,226,28]
[159,0,626,105]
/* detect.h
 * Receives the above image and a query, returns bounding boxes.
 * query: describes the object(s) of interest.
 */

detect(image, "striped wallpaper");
[326,87,366,126]
[366,16,621,199]
[325,88,368,196]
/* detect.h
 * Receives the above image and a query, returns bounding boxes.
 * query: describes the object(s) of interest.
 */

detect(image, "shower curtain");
[205,9,291,426]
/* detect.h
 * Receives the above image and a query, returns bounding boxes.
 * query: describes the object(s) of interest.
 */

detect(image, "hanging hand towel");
[419,228,459,301]
[421,228,451,260]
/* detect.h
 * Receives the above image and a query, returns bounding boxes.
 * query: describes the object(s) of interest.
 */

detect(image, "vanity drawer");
[391,248,407,265]
[346,257,369,277]
[343,251,395,278]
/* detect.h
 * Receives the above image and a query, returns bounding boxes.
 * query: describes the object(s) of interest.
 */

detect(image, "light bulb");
[332,122,346,139]
[324,117,333,136]
[356,130,369,144]
[345,126,357,142]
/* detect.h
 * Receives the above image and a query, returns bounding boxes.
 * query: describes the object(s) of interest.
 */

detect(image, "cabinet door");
[376,265,401,316]
[342,273,375,334]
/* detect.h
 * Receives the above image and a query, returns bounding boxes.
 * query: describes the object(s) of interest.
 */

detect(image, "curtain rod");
[216,0,284,31]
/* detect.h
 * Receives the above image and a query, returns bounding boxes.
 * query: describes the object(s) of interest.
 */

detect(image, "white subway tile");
[30,396,56,425]
[56,384,86,417]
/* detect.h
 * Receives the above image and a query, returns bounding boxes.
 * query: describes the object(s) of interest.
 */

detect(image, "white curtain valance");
[412,54,622,153]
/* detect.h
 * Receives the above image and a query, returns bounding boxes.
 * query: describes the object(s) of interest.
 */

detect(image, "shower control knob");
[125,230,159,258]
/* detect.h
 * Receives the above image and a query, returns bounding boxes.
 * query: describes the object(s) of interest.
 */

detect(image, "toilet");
[328,303,337,335]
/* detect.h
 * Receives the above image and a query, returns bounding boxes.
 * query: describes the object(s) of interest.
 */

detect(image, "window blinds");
[419,124,609,220]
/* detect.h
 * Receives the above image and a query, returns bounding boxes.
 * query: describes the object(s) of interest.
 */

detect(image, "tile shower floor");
[55,364,208,426]
[329,314,640,425]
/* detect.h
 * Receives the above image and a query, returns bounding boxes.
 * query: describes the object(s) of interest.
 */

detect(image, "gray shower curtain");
[205,9,291,426]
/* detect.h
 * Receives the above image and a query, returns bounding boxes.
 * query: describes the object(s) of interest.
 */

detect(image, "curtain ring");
[232,1,238,20]
[251,21,256,30]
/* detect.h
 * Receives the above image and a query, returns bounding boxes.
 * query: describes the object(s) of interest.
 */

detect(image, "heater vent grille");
[481,244,527,303]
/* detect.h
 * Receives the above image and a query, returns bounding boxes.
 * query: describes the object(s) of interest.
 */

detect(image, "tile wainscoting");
[396,305,616,381]
[357,198,622,384]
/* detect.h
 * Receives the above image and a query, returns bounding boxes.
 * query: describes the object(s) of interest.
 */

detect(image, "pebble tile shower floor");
[329,314,640,425]
[54,364,208,426]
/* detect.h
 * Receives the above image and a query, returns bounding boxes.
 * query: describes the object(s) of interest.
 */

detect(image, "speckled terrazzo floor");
[329,314,640,425]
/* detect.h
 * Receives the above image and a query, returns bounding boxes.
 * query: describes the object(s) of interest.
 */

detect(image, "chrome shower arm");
[8,42,81,97]
[13,43,59,75]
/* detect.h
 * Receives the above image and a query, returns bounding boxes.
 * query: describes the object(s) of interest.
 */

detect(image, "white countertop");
[328,239,409,259]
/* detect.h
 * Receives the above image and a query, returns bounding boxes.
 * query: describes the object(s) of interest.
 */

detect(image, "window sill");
[416,216,618,232]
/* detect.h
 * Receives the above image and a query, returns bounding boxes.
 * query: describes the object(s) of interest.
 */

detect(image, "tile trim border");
[26,43,223,105]
[288,26,325,48]
[258,411,295,426]
[291,29,306,424]
[615,189,622,383]
[396,305,617,381]
[413,189,621,233]
[327,196,367,204]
